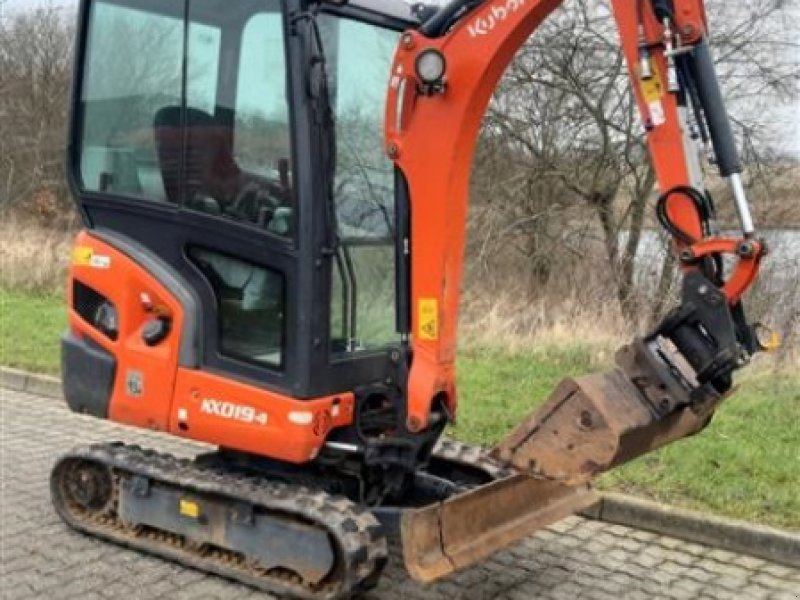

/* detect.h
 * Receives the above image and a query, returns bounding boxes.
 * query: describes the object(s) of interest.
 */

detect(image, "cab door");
[69,0,314,424]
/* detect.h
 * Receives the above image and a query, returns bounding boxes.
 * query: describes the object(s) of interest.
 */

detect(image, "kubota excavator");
[52,0,774,596]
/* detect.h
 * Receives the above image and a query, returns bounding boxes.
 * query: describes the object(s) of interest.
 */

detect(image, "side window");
[235,14,291,181]
[79,0,184,201]
[187,23,221,115]
[322,17,400,353]
[182,9,294,237]
[190,248,285,369]
[158,19,222,207]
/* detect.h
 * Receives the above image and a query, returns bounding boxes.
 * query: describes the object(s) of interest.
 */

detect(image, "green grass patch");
[1,289,797,529]
[596,373,800,530]
[449,343,605,445]
[0,289,66,375]
[453,346,800,531]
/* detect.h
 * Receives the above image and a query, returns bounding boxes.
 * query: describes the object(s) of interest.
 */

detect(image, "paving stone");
[768,593,800,600]
[707,548,739,563]
[759,563,796,579]
[735,555,767,570]
[620,529,652,543]
[681,542,710,556]
[1,388,799,600]
[735,584,774,599]
[656,536,685,549]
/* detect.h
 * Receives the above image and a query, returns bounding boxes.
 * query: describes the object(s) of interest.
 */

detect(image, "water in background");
[628,229,799,310]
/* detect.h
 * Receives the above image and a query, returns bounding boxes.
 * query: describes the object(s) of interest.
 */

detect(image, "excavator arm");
[386,0,766,432]
[388,0,772,580]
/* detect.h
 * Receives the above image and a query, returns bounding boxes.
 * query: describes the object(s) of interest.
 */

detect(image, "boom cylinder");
[689,41,741,176]
[688,40,755,235]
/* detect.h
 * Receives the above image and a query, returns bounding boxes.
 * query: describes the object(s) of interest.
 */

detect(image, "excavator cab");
[53,0,770,596]
[68,0,415,420]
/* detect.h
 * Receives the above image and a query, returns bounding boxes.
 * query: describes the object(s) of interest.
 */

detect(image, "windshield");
[319,15,400,355]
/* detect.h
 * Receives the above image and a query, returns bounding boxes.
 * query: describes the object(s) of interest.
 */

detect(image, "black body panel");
[61,331,117,418]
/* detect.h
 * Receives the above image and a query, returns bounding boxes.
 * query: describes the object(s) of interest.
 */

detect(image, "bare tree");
[469,0,799,323]
[0,3,74,226]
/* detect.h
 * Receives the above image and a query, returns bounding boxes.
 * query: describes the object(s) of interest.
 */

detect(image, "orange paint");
[69,231,183,431]
[68,231,354,463]
[170,369,354,463]
[386,0,718,430]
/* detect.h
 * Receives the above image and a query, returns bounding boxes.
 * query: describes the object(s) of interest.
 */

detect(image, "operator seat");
[154,107,283,315]
[153,106,241,210]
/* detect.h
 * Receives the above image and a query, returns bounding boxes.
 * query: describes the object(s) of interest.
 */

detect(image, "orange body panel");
[385,0,710,431]
[170,369,354,463]
[69,231,355,464]
[69,231,184,432]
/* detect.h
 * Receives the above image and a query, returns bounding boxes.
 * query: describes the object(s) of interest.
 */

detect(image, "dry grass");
[459,289,627,351]
[0,218,796,366]
[460,289,797,369]
[0,214,73,294]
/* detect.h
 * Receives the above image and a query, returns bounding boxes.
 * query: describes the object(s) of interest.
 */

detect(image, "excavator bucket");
[491,340,728,484]
[403,339,728,582]
[402,475,596,582]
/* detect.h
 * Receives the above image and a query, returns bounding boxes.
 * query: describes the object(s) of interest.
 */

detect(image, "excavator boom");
[388,0,768,581]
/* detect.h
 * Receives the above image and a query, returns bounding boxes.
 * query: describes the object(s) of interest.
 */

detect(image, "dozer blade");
[491,339,729,485]
[401,474,596,582]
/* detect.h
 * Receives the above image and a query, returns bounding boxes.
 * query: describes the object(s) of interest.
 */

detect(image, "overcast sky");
[4,0,799,155]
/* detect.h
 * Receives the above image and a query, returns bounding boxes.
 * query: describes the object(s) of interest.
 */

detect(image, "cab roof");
[345,0,440,26]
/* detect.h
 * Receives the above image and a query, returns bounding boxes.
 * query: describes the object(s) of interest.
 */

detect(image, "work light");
[415,48,446,85]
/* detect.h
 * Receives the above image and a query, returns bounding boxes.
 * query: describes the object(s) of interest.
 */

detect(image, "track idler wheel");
[53,458,116,517]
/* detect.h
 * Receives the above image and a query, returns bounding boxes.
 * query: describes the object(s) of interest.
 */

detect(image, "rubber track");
[431,438,514,481]
[51,443,388,600]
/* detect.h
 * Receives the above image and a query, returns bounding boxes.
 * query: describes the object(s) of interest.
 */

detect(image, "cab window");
[77,0,294,238]
[78,0,184,201]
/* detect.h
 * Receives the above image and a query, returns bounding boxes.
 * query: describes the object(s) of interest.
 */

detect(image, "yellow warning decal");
[418,298,439,341]
[179,499,200,519]
[640,61,664,104]
[72,247,93,266]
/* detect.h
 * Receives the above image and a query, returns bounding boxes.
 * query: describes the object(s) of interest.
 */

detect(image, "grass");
[453,344,800,531]
[0,289,65,374]
[597,373,800,530]
[2,289,798,530]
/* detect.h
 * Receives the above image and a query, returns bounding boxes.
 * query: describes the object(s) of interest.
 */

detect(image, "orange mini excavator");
[52,0,773,597]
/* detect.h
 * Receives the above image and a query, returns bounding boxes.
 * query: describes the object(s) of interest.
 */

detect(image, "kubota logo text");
[468,0,526,37]
[200,398,268,426]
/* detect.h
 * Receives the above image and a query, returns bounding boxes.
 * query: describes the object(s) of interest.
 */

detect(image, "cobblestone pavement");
[2,388,799,600]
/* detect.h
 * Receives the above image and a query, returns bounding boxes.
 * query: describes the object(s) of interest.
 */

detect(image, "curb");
[2,367,799,569]
[580,493,800,569]
[1,366,62,399]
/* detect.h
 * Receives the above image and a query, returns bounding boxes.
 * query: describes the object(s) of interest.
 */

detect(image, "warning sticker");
[72,247,94,266]
[648,100,666,127]
[179,499,200,519]
[418,298,439,341]
[72,247,111,269]
[640,61,664,104]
